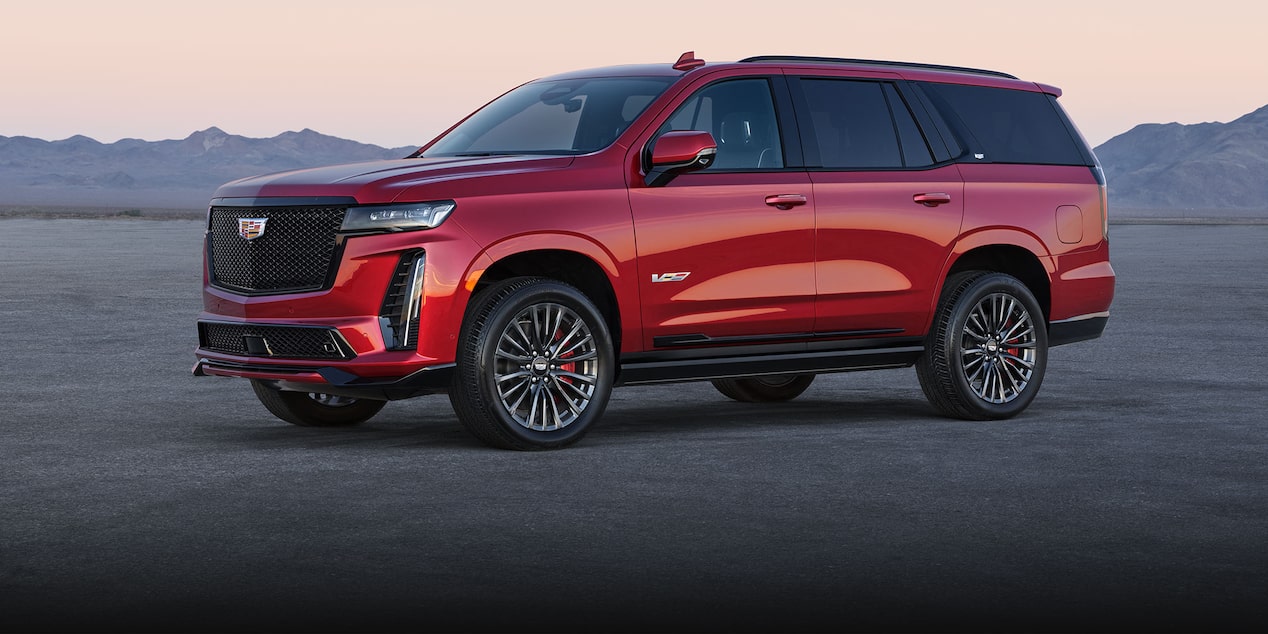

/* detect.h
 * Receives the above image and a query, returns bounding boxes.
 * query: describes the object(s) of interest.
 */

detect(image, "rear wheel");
[917,271,1048,420]
[250,380,385,427]
[449,277,615,450]
[712,374,815,403]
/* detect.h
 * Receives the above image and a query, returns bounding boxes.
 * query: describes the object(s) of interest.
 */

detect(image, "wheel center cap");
[531,357,550,374]
[985,339,1000,355]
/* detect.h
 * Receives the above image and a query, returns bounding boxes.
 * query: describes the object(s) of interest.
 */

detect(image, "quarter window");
[921,82,1084,165]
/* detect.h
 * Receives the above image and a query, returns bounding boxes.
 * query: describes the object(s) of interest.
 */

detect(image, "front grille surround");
[208,205,347,294]
[198,321,356,360]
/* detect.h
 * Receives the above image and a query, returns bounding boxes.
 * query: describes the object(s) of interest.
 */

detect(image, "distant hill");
[0,128,416,209]
[1094,105,1268,214]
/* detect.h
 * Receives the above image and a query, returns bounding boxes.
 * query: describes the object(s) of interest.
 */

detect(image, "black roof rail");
[738,55,1018,80]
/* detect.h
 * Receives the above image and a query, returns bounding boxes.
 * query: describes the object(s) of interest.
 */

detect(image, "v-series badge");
[651,272,690,283]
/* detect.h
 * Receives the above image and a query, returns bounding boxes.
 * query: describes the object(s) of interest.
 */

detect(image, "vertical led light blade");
[400,253,427,349]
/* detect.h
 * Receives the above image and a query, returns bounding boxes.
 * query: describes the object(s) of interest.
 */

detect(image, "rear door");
[627,76,815,349]
[788,75,965,337]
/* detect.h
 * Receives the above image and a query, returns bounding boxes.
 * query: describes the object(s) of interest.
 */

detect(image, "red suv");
[194,53,1115,449]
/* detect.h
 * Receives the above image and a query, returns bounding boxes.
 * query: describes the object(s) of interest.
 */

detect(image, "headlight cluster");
[340,200,456,233]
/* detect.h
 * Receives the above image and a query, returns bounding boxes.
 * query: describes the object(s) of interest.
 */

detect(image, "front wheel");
[250,380,386,427]
[916,272,1048,420]
[449,277,615,450]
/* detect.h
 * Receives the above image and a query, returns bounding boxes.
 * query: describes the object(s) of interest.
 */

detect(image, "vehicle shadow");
[204,390,941,451]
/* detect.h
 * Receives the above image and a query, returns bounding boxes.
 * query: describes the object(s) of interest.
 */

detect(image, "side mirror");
[645,131,717,187]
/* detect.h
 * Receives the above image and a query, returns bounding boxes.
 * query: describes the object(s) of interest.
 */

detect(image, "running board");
[617,345,923,386]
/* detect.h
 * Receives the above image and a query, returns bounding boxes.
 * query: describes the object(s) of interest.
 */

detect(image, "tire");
[712,374,815,403]
[250,380,386,427]
[916,271,1048,420]
[448,277,615,450]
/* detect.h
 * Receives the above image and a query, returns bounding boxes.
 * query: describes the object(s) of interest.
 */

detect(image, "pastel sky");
[2,0,1264,148]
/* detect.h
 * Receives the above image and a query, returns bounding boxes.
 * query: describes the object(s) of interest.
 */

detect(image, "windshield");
[424,77,674,157]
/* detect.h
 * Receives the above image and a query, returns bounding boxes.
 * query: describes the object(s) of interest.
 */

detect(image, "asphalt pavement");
[1,219,1265,632]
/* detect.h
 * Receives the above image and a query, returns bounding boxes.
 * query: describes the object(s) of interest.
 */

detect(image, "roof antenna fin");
[673,51,706,71]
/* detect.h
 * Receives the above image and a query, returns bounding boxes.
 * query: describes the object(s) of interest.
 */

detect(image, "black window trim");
[894,81,956,162]
[912,81,986,162]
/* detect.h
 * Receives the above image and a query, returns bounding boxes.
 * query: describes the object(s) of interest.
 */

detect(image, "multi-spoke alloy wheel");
[450,277,614,450]
[960,292,1037,404]
[493,302,599,431]
[917,272,1048,420]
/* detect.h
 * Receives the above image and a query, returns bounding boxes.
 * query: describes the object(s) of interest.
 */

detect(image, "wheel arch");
[944,232,1054,322]
[470,238,625,353]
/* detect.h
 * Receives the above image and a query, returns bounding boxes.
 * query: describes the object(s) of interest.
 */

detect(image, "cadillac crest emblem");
[238,218,268,240]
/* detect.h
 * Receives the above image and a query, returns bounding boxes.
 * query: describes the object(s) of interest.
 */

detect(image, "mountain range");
[0,128,415,209]
[1095,104,1268,212]
[2,105,1267,214]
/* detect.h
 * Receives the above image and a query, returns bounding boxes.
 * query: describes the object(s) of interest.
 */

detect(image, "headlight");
[340,200,456,233]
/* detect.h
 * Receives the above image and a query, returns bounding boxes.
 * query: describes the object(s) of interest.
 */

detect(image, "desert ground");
[1,218,1265,631]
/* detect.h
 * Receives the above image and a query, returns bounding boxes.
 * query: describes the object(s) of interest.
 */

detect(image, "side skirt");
[617,338,924,386]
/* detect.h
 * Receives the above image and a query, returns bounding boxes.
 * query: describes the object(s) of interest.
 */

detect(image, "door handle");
[765,194,807,210]
[913,192,952,207]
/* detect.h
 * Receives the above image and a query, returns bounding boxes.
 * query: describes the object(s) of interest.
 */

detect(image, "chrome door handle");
[765,194,807,210]
[913,192,952,207]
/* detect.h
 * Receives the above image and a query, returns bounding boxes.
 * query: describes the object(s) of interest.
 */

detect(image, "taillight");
[1091,165,1108,239]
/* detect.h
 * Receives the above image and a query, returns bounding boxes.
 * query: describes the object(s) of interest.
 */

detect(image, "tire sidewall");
[471,281,615,448]
[944,274,1048,419]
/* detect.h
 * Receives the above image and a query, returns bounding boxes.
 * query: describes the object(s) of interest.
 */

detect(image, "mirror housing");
[645,131,717,187]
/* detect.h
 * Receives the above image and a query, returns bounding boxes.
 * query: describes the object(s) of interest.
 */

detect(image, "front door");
[627,77,815,349]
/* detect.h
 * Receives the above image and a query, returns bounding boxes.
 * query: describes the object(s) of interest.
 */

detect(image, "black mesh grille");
[208,206,347,293]
[198,322,354,360]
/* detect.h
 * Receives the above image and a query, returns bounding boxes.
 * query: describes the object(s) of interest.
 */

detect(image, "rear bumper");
[1048,312,1109,347]
[192,357,454,401]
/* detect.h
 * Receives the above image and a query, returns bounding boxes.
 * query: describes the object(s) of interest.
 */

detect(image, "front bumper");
[192,357,454,400]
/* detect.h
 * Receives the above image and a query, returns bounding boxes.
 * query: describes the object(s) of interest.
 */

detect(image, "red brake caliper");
[555,328,576,382]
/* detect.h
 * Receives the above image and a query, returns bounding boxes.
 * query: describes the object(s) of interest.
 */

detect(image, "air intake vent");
[379,250,425,350]
[198,321,355,360]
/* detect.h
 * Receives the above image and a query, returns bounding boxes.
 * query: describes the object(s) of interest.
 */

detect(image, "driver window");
[657,79,784,170]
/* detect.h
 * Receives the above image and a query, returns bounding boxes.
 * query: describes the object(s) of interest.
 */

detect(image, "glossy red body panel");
[628,170,816,346]
[650,130,716,165]
[810,165,964,335]
[197,57,1113,389]
[951,163,1115,321]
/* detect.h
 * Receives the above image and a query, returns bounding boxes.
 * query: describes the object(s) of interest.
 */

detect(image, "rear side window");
[796,79,934,169]
[922,83,1085,165]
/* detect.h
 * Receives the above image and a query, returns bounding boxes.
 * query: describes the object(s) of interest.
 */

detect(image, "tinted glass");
[426,77,674,156]
[800,79,902,168]
[923,82,1085,165]
[883,83,934,167]
[657,78,783,169]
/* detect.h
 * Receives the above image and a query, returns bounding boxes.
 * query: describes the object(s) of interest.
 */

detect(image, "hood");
[212,155,575,203]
